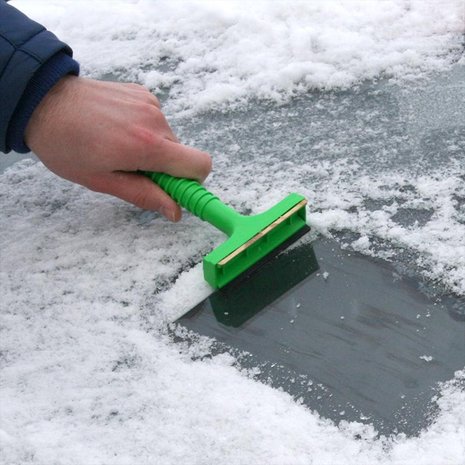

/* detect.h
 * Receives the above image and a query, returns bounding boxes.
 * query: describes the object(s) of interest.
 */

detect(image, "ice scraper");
[145,172,310,289]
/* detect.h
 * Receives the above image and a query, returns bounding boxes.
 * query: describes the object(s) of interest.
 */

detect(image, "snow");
[11,0,465,114]
[2,1,465,464]
[309,166,465,295]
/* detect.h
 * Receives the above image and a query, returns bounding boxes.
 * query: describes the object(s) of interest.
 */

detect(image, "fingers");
[91,172,182,221]
[139,137,212,183]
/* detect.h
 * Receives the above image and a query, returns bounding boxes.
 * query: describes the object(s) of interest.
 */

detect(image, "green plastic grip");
[145,171,308,288]
[146,172,241,236]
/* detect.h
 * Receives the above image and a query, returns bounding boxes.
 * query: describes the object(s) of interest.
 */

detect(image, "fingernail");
[160,207,175,222]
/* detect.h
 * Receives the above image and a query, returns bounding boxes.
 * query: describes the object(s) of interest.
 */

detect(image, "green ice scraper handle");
[145,172,240,236]
[145,171,308,289]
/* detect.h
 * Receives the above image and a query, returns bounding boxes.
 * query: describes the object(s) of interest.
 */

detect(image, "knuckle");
[149,94,161,108]
[138,101,163,122]
[198,152,213,180]
[130,124,157,150]
[127,124,165,167]
[140,90,161,107]
[126,83,161,107]
[131,187,159,211]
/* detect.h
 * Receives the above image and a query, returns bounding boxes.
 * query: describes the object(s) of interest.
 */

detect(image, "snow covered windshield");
[1,1,464,464]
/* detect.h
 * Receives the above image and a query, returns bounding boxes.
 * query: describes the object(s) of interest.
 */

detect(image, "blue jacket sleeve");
[0,0,80,153]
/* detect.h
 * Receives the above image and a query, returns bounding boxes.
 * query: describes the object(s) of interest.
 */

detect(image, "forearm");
[0,0,79,153]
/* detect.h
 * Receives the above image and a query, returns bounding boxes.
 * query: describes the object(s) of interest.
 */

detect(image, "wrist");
[25,75,81,153]
[7,52,80,153]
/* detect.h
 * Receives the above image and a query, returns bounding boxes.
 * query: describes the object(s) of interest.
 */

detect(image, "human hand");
[24,76,212,222]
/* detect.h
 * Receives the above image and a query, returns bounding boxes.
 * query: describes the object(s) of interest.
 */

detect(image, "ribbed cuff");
[7,52,80,153]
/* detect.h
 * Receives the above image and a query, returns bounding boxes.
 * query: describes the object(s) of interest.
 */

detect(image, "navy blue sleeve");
[0,1,80,153]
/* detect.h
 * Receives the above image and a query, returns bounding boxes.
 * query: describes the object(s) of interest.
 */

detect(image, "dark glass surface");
[176,236,465,436]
